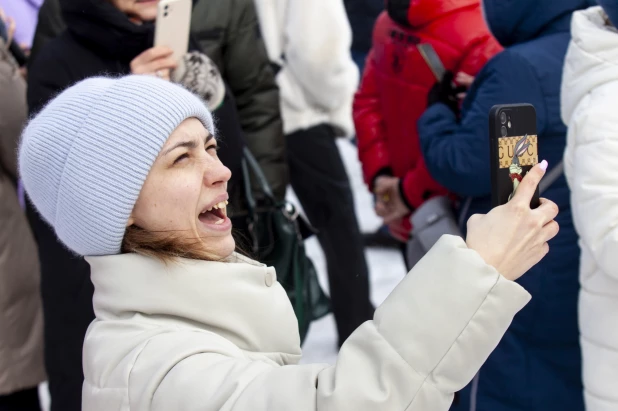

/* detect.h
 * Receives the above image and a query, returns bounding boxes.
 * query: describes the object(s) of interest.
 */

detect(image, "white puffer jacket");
[561,6,618,411]
[81,236,530,410]
[253,0,359,136]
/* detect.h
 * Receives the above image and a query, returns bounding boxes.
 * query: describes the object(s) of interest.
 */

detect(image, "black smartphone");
[489,104,540,209]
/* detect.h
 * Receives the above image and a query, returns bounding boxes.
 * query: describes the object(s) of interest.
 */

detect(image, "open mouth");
[198,201,228,226]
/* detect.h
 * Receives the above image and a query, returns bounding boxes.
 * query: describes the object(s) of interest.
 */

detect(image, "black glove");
[427,71,467,115]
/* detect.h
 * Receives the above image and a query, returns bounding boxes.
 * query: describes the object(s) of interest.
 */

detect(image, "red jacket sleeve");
[353,50,391,191]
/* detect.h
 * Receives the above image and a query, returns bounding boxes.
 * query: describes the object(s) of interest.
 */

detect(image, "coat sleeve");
[223,0,288,201]
[353,50,391,189]
[129,236,530,411]
[0,43,27,180]
[418,51,547,197]
[284,0,359,114]
[565,104,618,279]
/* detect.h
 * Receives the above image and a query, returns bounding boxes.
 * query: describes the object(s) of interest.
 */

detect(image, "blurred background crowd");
[1,0,617,410]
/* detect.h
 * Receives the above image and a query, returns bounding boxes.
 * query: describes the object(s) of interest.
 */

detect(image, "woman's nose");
[204,159,231,187]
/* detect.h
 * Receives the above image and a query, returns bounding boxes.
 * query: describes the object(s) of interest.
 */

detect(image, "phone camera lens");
[164,12,168,16]
[501,126,508,137]
[500,111,507,124]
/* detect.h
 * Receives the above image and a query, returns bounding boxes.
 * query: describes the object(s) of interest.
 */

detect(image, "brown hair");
[121,225,251,263]
[121,226,220,262]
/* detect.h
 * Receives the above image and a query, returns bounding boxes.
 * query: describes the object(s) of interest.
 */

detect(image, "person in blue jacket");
[418,0,594,410]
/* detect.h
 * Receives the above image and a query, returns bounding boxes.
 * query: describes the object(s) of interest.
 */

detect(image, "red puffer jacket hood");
[387,0,480,28]
[354,0,501,237]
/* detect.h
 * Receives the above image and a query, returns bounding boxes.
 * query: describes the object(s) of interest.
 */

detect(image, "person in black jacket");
[26,0,284,410]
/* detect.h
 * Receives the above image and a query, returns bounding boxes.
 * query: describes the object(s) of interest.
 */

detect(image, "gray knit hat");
[19,75,215,256]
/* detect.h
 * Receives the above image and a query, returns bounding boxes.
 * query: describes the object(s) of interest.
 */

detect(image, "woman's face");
[128,118,235,259]
[110,0,160,22]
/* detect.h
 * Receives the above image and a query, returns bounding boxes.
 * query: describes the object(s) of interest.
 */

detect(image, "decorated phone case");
[489,104,540,209]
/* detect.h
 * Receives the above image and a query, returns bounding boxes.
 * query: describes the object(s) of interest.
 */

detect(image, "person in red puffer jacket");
[354,0,501,257]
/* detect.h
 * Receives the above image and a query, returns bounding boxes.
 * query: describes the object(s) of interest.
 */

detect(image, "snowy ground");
[39,140,407,409]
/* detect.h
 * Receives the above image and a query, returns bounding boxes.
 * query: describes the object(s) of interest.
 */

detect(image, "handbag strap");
[241,147,276,213]
[242,147,275,199]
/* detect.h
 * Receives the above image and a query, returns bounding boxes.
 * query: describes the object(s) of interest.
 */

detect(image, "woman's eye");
[205,144,219,153]
[174,153,189,164]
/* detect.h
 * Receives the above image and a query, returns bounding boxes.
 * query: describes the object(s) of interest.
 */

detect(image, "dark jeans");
[287,124,374,344]
[0,388,40,411]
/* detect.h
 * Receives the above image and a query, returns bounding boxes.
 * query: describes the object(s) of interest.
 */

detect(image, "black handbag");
[241,148,331,342]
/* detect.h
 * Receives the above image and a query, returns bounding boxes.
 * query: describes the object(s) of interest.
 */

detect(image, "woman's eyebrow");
[162,132,215,156]
[162,140,199,156]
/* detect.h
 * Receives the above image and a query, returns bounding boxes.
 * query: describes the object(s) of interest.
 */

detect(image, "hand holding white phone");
[154,0,192,63]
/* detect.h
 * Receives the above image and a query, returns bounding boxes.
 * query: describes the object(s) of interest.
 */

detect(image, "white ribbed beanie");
[19,75,215,256]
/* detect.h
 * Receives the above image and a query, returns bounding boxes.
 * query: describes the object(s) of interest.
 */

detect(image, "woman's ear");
[126,215,135,227]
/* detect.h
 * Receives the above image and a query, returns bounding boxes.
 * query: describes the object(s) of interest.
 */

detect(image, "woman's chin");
[208,235,236,260]
[194,221,236,258]
[135,5,159,22]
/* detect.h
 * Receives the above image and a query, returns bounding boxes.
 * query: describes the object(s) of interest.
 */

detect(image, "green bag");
[241,148,331,342]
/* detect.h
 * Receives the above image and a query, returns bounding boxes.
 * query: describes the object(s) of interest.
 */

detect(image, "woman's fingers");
[510,161,547,207]
[130,46,176,75]
[141,57,178,73]
[539,220,560,244]
[133,46,173,65]
[534,198,559,225]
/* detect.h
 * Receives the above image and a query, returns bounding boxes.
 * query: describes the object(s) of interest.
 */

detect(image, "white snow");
[39,140,406,410]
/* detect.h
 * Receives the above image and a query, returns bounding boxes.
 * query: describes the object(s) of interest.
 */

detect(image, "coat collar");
[86,252,302,363]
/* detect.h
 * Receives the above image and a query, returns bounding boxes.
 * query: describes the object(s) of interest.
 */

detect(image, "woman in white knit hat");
[20,74,559,411]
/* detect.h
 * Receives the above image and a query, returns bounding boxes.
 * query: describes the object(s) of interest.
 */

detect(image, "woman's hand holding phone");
[466,160,559,281]
[130,46,177,81]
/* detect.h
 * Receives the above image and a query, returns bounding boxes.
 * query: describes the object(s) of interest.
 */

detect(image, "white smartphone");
[154,0,192,63]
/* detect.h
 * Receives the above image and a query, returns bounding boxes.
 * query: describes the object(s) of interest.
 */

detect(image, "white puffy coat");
[81,236,530,410]
[561,6,618,411]
[252,0,359,136]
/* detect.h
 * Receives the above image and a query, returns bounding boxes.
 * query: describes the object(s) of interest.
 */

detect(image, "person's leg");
[286,124,374,345]
[0,387,41,411]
